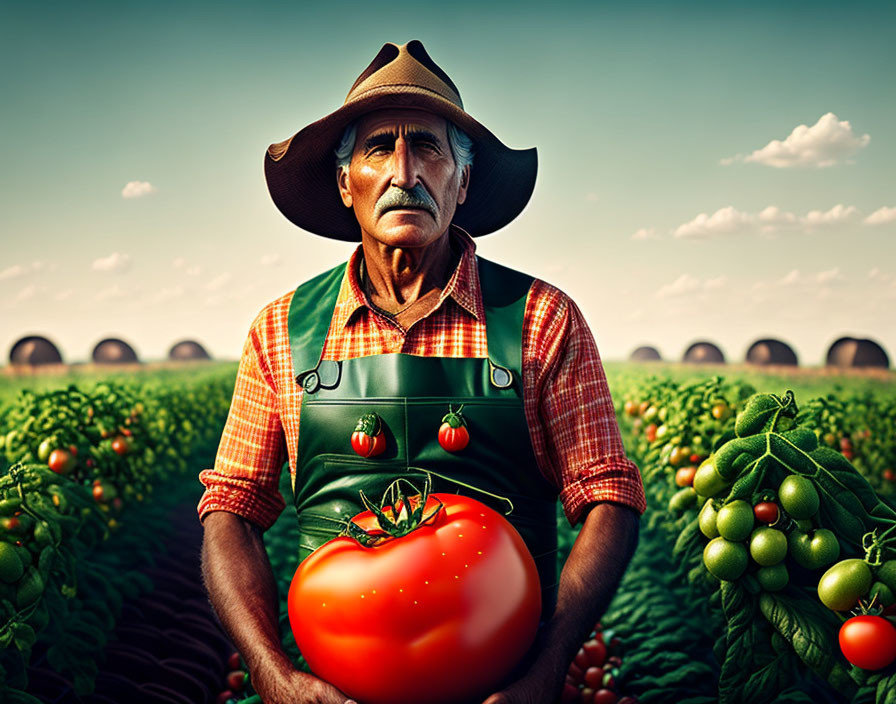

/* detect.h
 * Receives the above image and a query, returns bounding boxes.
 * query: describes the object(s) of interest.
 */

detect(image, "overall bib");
[287,257,559,618]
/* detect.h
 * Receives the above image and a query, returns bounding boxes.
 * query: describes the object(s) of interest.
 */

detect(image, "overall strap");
[477,257,534,381]
[287,262,345,383]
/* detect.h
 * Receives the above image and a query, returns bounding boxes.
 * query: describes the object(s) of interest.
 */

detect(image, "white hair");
[335,121,474,174]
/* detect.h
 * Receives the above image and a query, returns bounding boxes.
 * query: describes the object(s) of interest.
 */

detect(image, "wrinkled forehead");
[353,108,449,142]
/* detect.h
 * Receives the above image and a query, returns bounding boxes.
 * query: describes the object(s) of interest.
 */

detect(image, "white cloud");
[723,113,870,168]
[95,284,128,301]
[206,273,232,291]
[0,264,27,281]
[92,252,131,272]
[185,265,201,277]
[656,274,701,298]
[704,276,728,290]
[668,203,874,240]
[152,285,186,303]
[14,285,38,302]
[631,227,659,241]
[778,270,802,286]
[585,192,600,203]
[0,261,53,280]
[54,289,74,301]
[864,206,896,226]
[869,268,892,283]
[121,181,157,199]
[260,253,282,266]
[802,204,859,228]
[816,267,846,285]
[673,206,753,239]
[173,257,186,268]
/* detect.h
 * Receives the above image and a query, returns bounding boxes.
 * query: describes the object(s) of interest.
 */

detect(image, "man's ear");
[337,166,353,208]
[456,164,471,206]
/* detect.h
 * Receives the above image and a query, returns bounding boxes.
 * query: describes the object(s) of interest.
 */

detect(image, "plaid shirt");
[197,229,646,529]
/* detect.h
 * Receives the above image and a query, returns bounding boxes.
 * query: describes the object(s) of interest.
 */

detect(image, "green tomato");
[869,581,895,608]
[699,499,720,539]
[749,527,788,566]
[778,475,819,520]
[37,437,55,462]
[703,537,749,581]
[876,561,896,594]
[716,500,755,542]
[818,559,873,611]
[0,542,24,584]
[794,528,840,570]
[693,463,733,499]
[757,563,789,592]
[669,487,697,512]
[795,518,813,532]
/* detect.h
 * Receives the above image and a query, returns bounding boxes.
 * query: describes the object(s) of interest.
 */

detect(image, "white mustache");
[376,185,438,218]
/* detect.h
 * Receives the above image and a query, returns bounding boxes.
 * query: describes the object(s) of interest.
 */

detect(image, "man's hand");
[250,657,356,704]
[479,501,640,704]
[201,511,356,704]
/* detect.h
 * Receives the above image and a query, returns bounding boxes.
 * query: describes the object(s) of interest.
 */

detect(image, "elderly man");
[199,41,646,704]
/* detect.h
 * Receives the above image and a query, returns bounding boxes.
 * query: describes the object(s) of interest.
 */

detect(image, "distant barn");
[9,336,63,365]
[826,337,890,369]
[92,338,139,364]
[629,346,662,362]
[169,340,211,361]
[683,341,725,364]
[746,339,798,366]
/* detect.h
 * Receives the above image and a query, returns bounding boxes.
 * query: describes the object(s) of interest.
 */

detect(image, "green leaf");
[758,591,856,698]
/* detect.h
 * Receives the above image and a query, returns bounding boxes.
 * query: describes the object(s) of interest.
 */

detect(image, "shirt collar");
[333,225,484,330]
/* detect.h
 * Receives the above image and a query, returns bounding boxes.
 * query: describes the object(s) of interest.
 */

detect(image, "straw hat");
[264,40,537,241]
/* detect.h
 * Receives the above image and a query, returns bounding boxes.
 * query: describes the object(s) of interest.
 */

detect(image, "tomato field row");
[0,368,235,702]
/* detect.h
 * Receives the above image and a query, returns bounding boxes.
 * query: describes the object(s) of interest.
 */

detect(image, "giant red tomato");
[288,492,541,704]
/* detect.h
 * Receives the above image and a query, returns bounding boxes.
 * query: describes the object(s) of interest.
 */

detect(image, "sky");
[1,0,895,366]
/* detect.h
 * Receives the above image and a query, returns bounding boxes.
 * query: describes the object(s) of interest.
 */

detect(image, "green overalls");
[287,256,559,618]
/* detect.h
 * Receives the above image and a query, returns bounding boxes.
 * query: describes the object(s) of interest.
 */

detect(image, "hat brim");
[264,86,537,241]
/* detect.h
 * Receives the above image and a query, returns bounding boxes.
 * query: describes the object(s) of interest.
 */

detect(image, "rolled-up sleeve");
[197,313,288,530]
[523,282,647,526]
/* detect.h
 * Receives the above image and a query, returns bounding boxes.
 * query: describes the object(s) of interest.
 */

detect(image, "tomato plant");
[839,615,896,670]
[288,478,540,704]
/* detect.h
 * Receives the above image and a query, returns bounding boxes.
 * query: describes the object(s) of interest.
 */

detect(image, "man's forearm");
[531,502,640,685]
[200,511,292,679]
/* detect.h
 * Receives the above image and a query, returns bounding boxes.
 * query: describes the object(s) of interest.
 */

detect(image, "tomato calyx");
[342,475,444,548]
[440,405,467,429]
[351,412,386,458]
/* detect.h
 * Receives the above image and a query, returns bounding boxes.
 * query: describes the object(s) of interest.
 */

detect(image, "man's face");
[337,109,470,248]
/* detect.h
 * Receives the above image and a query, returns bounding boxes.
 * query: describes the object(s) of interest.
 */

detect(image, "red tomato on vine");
[350,412,386,458]
[438,405,469,452]
[839,615,896,670]
[288,477,540,704]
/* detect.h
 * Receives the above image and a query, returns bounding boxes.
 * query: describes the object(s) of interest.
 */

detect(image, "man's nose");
[391,137,418,190]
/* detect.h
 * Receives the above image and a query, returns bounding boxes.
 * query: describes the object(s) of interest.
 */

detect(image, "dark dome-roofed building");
[683,341,725,364]
[746,339,798,366]
[826,337,890,369]
[9,336,63,365]
[629,346,662,362]
[92,338,139,364]
[169,340,211,361]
